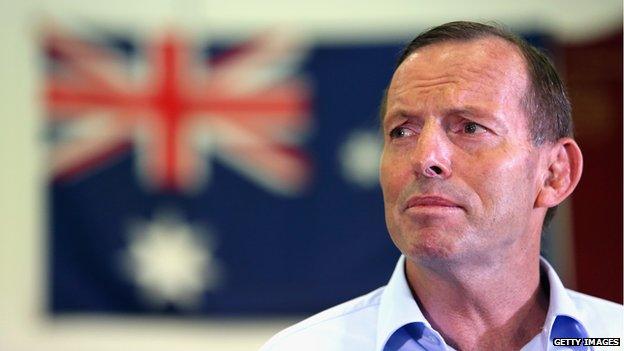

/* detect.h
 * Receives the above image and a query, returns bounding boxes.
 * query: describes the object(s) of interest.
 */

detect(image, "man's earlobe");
[535,138,583,208]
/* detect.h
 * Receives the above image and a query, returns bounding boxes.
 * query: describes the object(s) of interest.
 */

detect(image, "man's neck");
[405,248,549,351]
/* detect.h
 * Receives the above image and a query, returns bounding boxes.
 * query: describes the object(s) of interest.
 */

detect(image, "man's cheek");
[380,166,402,199]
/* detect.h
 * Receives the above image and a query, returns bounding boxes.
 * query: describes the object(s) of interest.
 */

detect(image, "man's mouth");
[404,195,463,210]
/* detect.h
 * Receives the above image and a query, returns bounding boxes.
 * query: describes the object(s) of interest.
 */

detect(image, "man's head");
[381,21,574,226]
[379,22,583,266]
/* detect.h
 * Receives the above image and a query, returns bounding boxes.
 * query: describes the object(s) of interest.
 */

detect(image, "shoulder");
[259,286,385,351]
[567,289,624,337]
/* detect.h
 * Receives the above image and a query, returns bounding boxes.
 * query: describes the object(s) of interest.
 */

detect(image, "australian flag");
[45,25,400,316]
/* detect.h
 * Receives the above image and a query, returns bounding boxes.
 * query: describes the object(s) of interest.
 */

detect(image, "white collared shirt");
[260,256,623,351]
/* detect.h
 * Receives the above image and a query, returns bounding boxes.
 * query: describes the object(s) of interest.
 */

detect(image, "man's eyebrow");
[381,108,413,130]
[385,106,491,120]
[382,106,509,132]
[443,107,508,130]
[443,106,490,118]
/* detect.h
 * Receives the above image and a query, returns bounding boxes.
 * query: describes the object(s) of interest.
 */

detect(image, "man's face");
[380,37,548,265]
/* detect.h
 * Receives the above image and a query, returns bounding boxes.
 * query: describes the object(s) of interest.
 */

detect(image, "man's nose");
[411,122,452,179]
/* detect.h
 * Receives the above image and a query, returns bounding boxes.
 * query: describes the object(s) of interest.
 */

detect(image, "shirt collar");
[376,255,589,351]
[539,257,590,339]
[376,255,429,351]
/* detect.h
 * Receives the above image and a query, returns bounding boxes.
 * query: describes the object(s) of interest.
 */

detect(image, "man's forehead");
[391,36,528,90]
[383,36,532,139]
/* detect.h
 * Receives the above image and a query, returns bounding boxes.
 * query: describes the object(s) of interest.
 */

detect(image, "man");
[260,21,623,351]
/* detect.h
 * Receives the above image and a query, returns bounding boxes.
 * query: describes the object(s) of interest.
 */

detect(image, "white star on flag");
[338,130,382,189]
[121,212,222,310]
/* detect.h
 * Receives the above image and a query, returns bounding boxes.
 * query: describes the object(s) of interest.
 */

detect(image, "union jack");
[44,27,312,195]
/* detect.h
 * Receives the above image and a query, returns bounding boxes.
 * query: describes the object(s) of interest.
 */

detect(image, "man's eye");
[389,127,415,139]
[462,122,486,134]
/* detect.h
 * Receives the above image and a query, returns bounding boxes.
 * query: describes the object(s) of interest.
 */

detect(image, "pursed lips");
[404,195,464,211]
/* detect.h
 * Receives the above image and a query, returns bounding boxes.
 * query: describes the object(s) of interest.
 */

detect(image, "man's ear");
[535,138,583,208]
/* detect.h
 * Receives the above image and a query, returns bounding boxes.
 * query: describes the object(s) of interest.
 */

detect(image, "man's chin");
[405,242,458,262]
[397,226,469,265]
